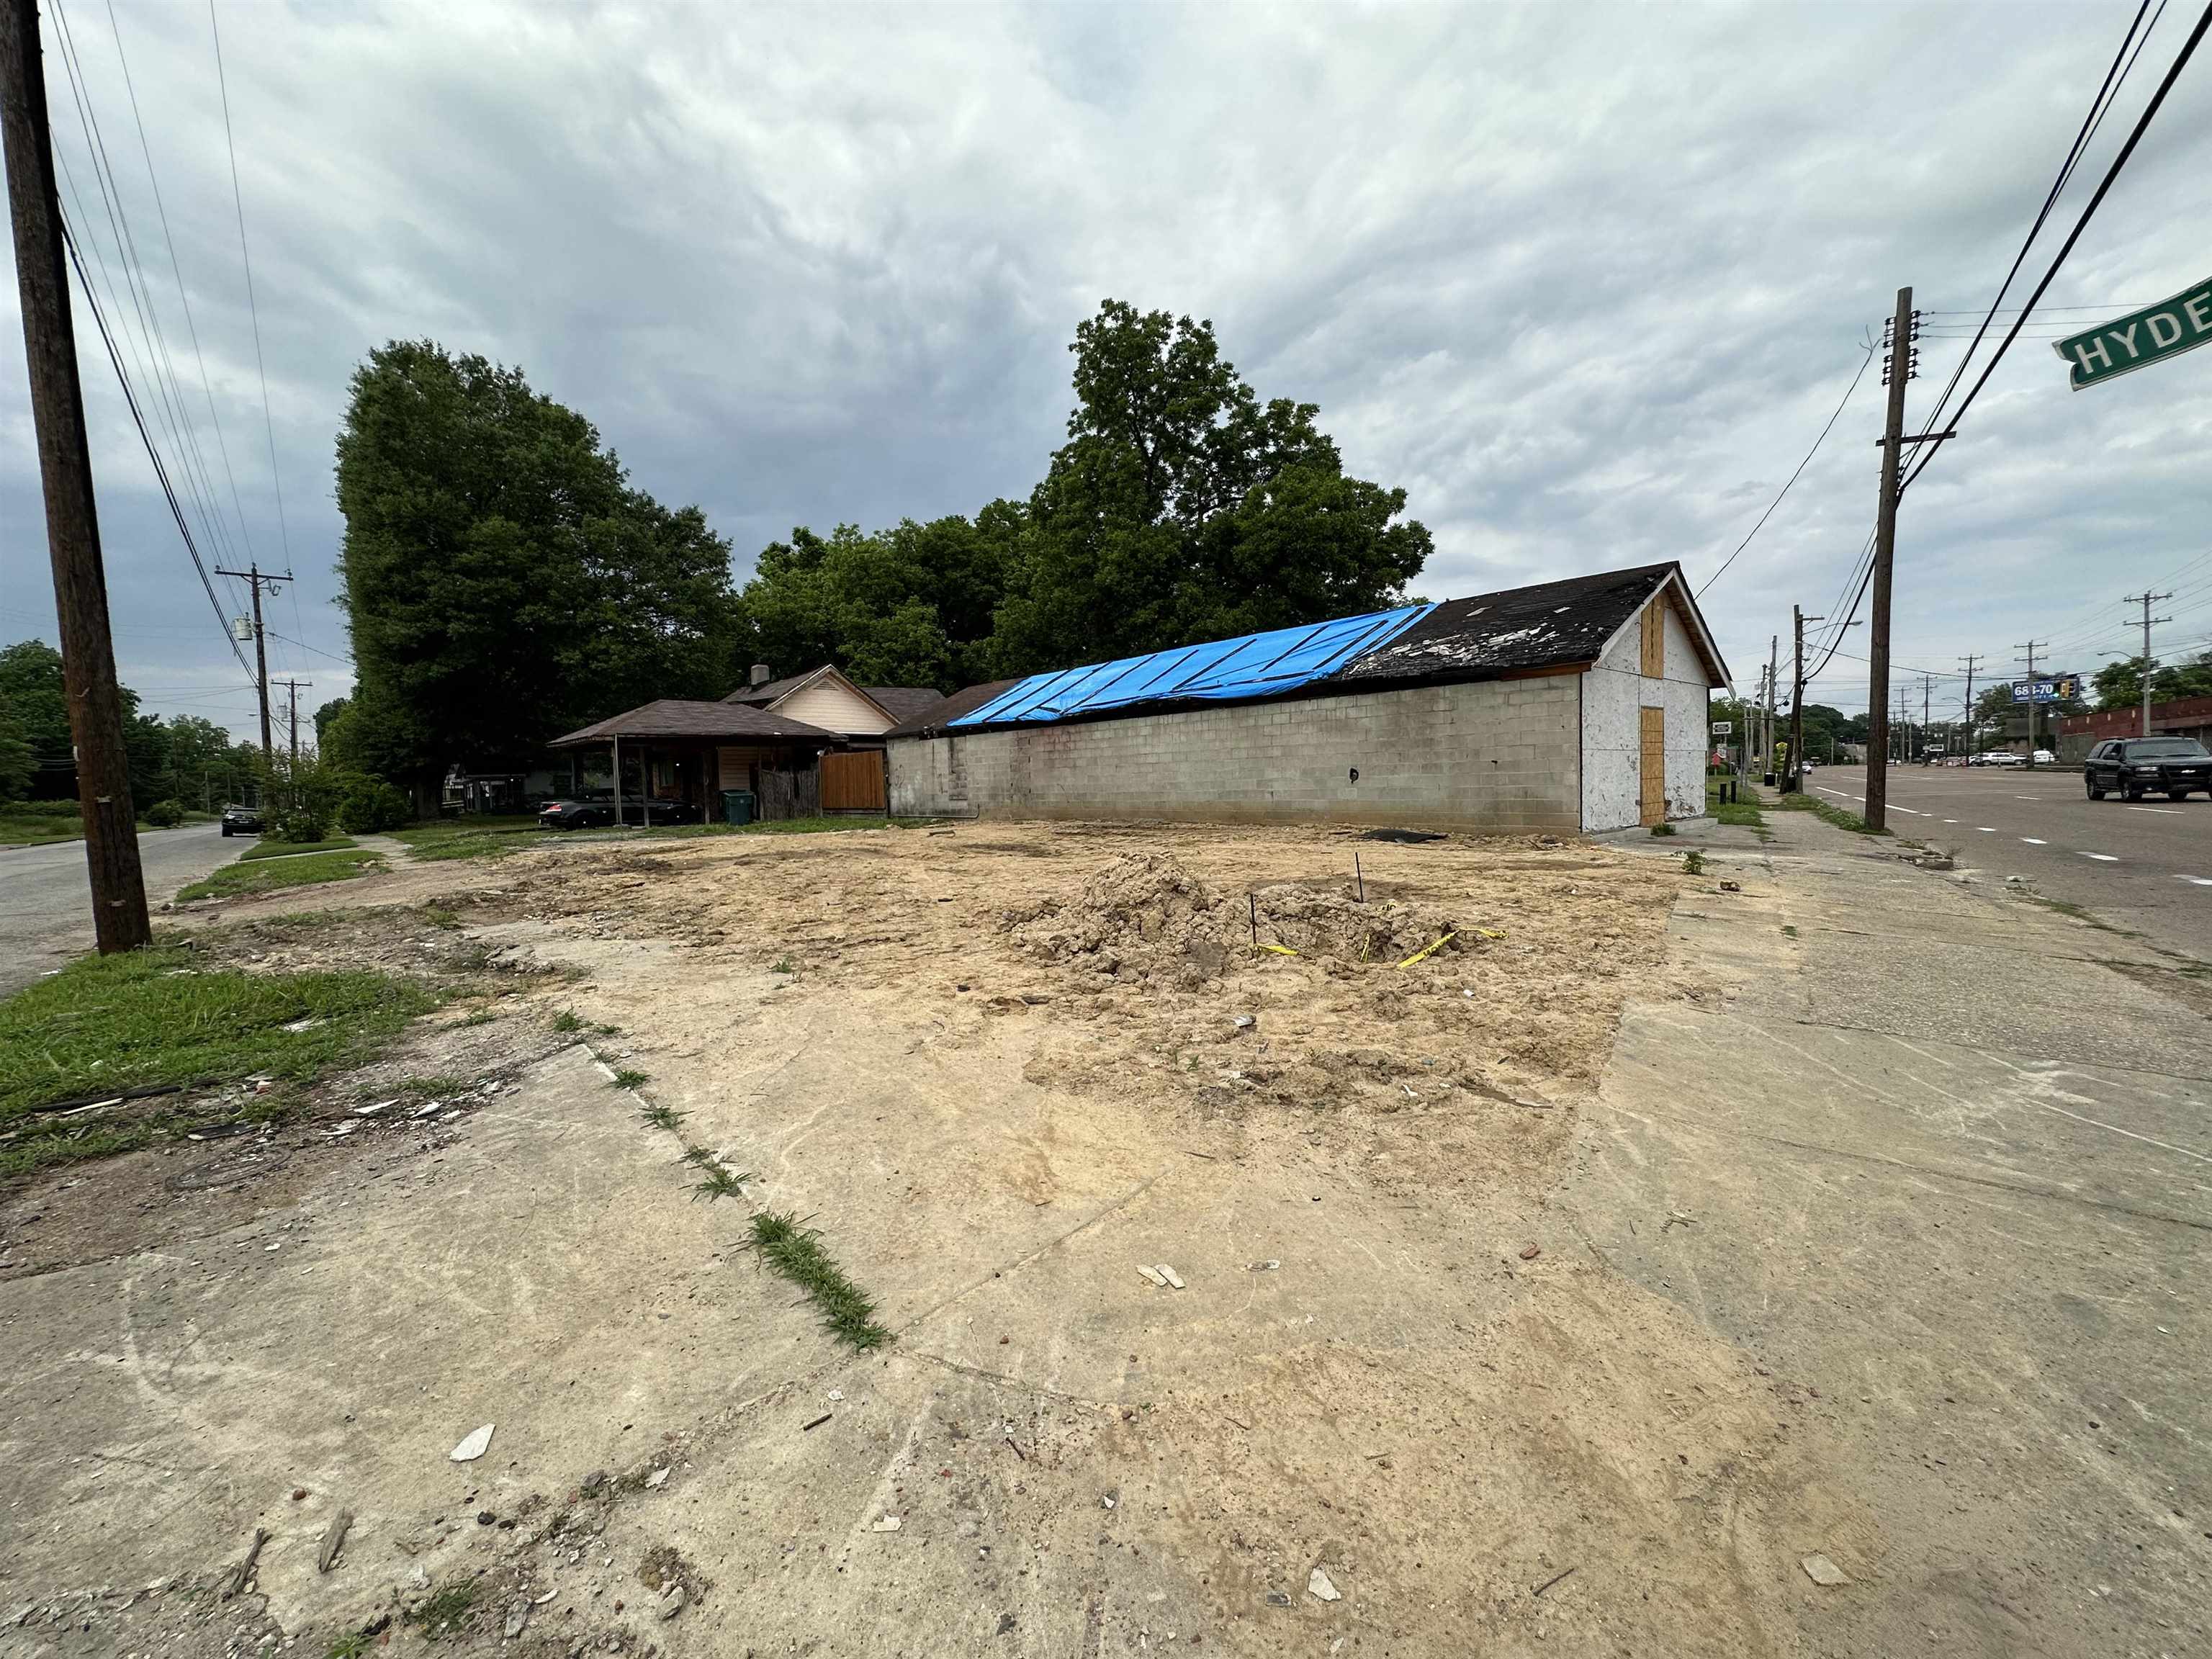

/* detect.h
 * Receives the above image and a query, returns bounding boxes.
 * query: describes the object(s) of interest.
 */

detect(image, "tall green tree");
[0,706,32,801]
[335,341,740,788]
[2094,652,2212,711]
[989,300,1431,675]
[0,640,73,798]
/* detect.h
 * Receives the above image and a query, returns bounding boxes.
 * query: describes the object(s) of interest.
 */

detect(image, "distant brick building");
[2055,694,2212,763]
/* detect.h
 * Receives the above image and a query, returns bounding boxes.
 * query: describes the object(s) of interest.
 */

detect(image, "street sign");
[2009,676,2077,703]
[1710,721,1732,735]
[2054,275,2212,390]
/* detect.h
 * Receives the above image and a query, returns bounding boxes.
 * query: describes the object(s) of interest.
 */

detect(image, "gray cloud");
[4,0,2208,733]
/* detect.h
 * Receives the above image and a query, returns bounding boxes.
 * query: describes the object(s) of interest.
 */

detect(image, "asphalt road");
[1808,763,2212,960]
[0,823,234,998]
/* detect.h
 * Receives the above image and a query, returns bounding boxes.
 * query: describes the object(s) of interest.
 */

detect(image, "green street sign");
[2054,276,2212,390]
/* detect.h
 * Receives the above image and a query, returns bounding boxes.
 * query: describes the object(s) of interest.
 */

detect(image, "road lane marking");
[2126,806,2183,814]
[2175,876,2212,887]
[1893,806,1926,815]
[2013,795,2041,800]
[1943,819,1958,824]
[2081,853,2118,863]
[1978,827,1996,832]
[2020,838,2046,845]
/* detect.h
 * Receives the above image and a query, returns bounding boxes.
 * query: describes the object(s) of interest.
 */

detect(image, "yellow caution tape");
[1395,932,1457,968]
[1473,927,1506,939]
[1257,943,1300,956]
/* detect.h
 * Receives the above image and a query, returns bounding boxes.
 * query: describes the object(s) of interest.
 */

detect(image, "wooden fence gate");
[757,763,822,821]
[820,750,888,813]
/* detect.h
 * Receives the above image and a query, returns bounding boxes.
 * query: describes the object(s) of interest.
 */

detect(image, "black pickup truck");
[2085,737,2212,801]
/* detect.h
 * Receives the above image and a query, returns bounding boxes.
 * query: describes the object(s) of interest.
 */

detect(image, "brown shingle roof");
[884,678,1022,739]
[549,700,838,747]
[863,686,944,725]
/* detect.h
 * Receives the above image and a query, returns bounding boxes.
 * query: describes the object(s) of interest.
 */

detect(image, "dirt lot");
[0,822,1861,1656]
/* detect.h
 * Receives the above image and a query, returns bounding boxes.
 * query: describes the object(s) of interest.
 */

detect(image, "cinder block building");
[886,562,1729,834]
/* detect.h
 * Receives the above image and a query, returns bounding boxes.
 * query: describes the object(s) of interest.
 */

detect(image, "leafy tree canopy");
[335,341,741,781]
[2092,652,2212,711]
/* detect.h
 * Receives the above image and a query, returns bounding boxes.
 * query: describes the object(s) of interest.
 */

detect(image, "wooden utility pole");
[1864,287,1914,830]
[216,562,291,760]
[1789,606,1824,794]
[2123,590,2172,737]
[3,0,149,953]
[1959,654,1979,759]
[1765,634,1780,783]
[275,678,313,765]
[2015,642,2048,767]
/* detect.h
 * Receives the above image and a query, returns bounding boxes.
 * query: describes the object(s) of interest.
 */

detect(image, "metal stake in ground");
[1,0,150,953]
[1354,851,1364,903]
[1249,893,1258,948]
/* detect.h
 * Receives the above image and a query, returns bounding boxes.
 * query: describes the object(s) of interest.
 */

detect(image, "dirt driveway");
[0,822,1861,1656]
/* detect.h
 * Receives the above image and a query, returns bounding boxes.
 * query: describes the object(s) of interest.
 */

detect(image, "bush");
[336,776,412,834]
[142,799,186,827]
[266,804,333,843]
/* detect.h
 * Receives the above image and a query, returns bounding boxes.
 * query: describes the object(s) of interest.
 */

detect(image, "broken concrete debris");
[644,1466,670,1488]
[872,1516,903,1532]
[1519,1243,1542,1261]
[503,1599,531,1640]
[1801,1553,1851,1586]
[660,1583,686,1619]
[1157,1264,1186,1289]
[449,1423,495,1462]
[1136,1264,1166,1287]
[1308,1566,1341,1602]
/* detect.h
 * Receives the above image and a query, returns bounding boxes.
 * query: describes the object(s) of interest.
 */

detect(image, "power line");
[1903,0,2211,495]
[266,631,354,666]
[207,0,290,574]
[1695,343,1875,598]
[59,208,251,678]
[98,0,263,567]
[1910,1,2160,450]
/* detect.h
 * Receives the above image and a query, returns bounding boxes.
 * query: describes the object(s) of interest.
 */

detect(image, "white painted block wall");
[889,675,1583,832]
[1660,604,1712,819]
[1577,600,1712,830]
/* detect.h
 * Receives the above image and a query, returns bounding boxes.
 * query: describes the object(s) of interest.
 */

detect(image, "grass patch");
[1647,822,1676,837]
[770,955,796,975]
[680,1143,718,1167]
[179,848,384,902]
[551,1009,585,1034]
[691,1162,749,1201]
[391,816,542,863]
[328,1630,374,1659]
[750,1210,891,1350]
[0,811,84,847]
[1775,791,1889,836]
[611,1066,648,1089]
[1707,778,1771,840]
[239,835,356,860]
[410,1578,480,1639]
[639,1101,685,1130]
[460,1009,498,1028]
[1681,849,1707,876]
[0,947,439,1176]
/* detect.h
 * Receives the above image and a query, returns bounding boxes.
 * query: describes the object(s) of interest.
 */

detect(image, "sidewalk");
[1567,802,2212,1657]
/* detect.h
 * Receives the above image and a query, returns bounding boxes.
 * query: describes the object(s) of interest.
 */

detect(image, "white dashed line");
[2020,838,2046,845]
[1977,827,1996,832]
[2081,853,2119,863]
[1943,819,1958,824]
[2013,795,2041,801]
[2175,876,2212,887]
[1893,806,1927,815]
[2127,806,2183,815]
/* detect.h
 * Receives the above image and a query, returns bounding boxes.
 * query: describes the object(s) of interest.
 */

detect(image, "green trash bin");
[720,788,755,827]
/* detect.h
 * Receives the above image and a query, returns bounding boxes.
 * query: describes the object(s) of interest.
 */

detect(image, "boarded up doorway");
[821,750,888,812]
[1639,706,1666,827]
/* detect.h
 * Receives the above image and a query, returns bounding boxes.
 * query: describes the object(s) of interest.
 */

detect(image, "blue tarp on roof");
[950,604,1435,729]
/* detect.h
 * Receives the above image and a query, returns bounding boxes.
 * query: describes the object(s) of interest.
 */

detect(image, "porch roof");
[549,700,839,747]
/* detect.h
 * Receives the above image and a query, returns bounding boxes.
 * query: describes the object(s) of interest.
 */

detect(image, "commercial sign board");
[1710,721,1732,735]
[2054,275,2212,391]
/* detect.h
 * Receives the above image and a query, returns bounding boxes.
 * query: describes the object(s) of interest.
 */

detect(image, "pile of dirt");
[1001,852,1464,986]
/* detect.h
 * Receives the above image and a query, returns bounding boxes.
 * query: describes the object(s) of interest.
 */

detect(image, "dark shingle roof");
[1328,563,1681,687]
[864,686,945,725]
[884,679,1022,739]
[549,700,838,746]
[723,670,817,706]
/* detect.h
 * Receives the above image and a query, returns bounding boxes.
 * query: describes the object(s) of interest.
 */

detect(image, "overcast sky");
[4,0,2209,739]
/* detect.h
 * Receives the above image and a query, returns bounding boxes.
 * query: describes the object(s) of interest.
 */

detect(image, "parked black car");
[2085,737,2212,801]
[537,798,704,830]
[219,803,262,837]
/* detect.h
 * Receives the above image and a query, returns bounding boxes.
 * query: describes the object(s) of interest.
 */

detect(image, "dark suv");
[2085,737,2212,801]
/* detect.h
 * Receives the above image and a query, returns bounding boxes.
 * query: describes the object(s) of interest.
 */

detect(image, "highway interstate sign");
[2054,275,2212,390]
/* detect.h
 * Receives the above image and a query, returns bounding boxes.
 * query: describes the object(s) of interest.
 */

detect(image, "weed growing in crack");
[552,1010,585,1035]
[410,1578,479,1638]
[691,1163,750,1202]
[750,1210,891,1349]
[639,1102,685,1131]
[1682,850,1706,876]
[770,956,796,975]
[680,1145,719,1167]
[611,1068,649,1090]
